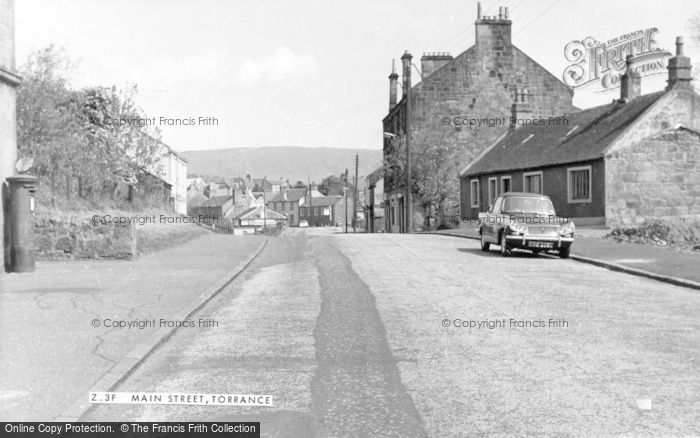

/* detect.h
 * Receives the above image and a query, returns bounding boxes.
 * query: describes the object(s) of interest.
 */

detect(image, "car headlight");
[558,221,575,236]
[507,223,528,234]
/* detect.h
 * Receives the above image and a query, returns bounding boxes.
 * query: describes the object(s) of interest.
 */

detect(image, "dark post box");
[6,175,38,273]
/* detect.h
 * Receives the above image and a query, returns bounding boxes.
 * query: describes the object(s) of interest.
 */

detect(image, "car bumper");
[504,234,573,249]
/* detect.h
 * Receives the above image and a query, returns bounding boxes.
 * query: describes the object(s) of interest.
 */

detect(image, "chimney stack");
[420,52,453,78]
[475,3,513,69]
[389,59,399,111]
[620,55,641,102]
[667,36,692,90]
[511,87,531,129]
[401,51,412,99]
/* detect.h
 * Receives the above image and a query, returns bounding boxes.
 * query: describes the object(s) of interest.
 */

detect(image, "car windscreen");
[501,197,555,215]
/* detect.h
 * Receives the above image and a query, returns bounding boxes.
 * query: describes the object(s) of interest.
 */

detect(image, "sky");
[14,0,700,153]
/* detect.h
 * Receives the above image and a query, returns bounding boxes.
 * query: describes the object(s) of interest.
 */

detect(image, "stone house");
[459,38,700,227]
[1,0,20,267]
[382,2,575,232]
[189,195,235,225]
[152,139,188,215]
[235,206,286,229]
[267,188,307,226]
[299,195,342,227]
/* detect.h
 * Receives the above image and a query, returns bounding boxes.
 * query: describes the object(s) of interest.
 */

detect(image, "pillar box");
[5,174,38,272]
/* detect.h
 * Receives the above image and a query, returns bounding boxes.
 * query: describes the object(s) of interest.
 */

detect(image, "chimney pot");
[620,55,641,101]
[401,51,412,99]
[511,85,531,128]
[388,59,399,111]
[477,2,482,19]
[667,35,692,90]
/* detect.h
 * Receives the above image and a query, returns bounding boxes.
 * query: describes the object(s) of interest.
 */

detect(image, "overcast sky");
[15,0,700,153]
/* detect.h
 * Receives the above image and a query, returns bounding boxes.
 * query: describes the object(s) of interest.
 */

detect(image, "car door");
[484,196,502,241]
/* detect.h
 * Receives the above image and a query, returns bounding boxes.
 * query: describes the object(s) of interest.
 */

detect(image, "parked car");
[299,220,309,228]
[478,192,574,258]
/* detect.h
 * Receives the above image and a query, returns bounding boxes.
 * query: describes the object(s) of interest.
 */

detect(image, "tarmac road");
[84,228,700,437]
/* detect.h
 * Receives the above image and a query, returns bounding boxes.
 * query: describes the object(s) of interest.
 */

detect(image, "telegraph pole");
[344,168,348,234]
[353,154,358,233]
[402,51,413,234]
[263,176,267,229]
[405,83,413,234]
[308,175,312,227]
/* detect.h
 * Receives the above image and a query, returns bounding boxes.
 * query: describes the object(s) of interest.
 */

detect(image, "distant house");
[459,38,700,227]
[147,138,188,215]
[300,195,342,226]
[186,188,208,215]
[252,178,285,193]
[365,167,385,232]
[235,206,286,229]
[189,195,235,225]
[204,181,232,198]
[266,188,307,226]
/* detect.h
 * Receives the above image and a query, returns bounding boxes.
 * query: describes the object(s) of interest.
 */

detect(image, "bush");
[606,219,700,251]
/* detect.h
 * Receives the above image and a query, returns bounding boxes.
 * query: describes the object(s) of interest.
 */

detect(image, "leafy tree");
[318,174,353,196]
[293,181,306,188]
[16,45,163,206]
[384,104,464,230]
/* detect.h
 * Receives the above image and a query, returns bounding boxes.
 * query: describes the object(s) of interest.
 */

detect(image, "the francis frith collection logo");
[562,28,672,92]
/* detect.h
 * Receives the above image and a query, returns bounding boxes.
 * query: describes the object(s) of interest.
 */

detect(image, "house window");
[523,171,543,194]
[567,165,592,203]
[488,177,498,206]
[501,176,511,194]
[470,179,480,208]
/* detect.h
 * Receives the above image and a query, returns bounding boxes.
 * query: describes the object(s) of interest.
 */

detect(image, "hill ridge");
[182,147,383,183]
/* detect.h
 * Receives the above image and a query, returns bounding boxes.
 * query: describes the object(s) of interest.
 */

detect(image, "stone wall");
[606,128,700,226]
[34,213,136,260]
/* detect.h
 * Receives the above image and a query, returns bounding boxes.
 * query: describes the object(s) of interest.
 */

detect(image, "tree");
[16,45,163,206]
[318,174,353,196]
[384,103,465,230]
[293,181,306,188]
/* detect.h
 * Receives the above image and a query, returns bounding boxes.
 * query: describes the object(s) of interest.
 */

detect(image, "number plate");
[528,241,553,248]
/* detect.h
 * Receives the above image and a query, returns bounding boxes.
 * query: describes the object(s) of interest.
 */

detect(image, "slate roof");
[461,91,666,176]
[303,196,342,207]
[268,188,307,202]
[198,195,233,207]
[235,206,286,220]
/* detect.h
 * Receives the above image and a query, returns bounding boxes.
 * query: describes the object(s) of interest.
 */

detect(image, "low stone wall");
[34,214,136,260]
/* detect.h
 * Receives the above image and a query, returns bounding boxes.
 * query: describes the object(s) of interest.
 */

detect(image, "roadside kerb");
[54,237,269,421]
[426,231,700,291]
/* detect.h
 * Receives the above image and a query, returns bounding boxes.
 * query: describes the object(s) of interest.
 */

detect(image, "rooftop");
[461,90,667,176]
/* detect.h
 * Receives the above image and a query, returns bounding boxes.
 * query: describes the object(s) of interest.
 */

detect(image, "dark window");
[568,167,591,202]
[524,173,543,194]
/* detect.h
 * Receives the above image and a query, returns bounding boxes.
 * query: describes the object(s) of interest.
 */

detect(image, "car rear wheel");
[480,232,490,252]
[559,246,571,259]
[500,235,511,257]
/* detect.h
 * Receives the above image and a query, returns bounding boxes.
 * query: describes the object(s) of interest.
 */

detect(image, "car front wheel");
[480,232,490,252]
[559,246,571,259]
[500,235,511,257]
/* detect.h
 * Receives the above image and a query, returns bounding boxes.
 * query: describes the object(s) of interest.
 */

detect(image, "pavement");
[430,225,700,287]
[0,232,267,421]
[81,228,699,437]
